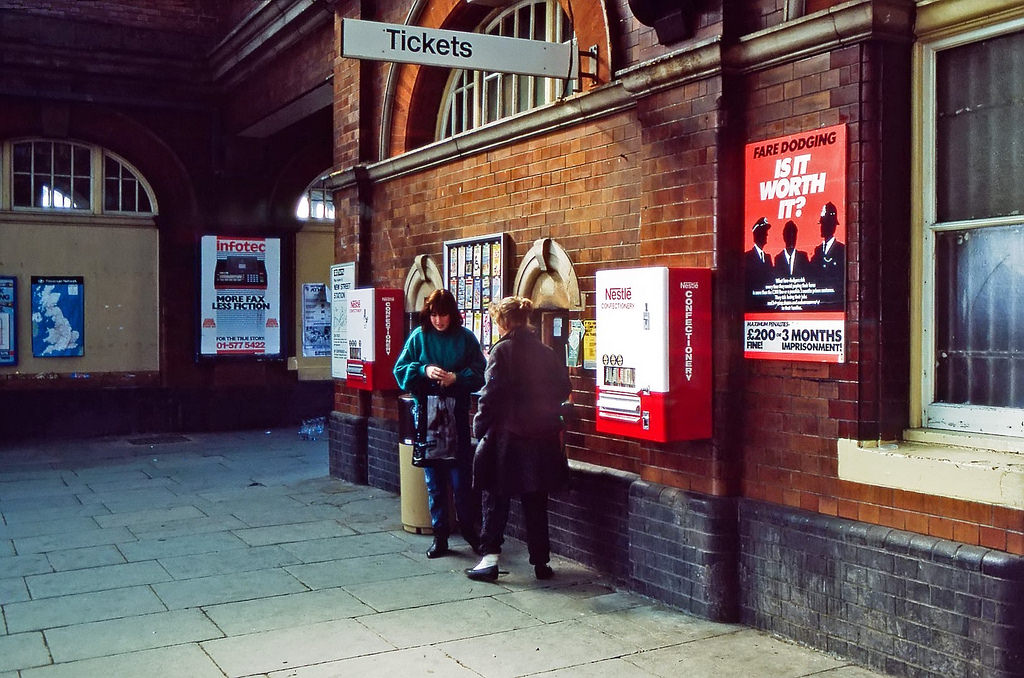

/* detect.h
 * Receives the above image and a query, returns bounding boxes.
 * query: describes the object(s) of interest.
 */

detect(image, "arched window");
[5,139,156,215]
[295,172,335,221]
[438,0,575,140]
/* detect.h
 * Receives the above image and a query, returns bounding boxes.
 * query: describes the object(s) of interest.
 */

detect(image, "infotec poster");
[0,276,17,365]
[743,123,847,362]
[199,236,281,357]
[31,276,84,358]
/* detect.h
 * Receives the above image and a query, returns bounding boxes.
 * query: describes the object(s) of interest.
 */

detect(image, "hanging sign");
[743,123,847,363]
[342,18,577,79]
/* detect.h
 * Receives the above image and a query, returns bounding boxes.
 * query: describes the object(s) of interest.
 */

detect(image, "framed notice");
[443,233,511,353]
[301,283,331,358]
[330,262,356,378]
[198,235,282,358]
[31,276,84,358]
[0,276,16,365]
[743,123,847,363]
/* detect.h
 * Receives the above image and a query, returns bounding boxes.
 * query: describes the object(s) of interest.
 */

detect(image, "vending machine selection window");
[443,233,511,353]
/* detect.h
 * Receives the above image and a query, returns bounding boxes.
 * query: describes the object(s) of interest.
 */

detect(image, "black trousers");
[479,490,550,565]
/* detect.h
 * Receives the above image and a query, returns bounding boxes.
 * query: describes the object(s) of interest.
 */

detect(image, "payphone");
[345,287,403,391]
[595,267,711,442]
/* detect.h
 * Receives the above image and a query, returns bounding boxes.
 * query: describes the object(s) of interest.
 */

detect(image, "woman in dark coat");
[465,296,571,581]
[393,289,486,558]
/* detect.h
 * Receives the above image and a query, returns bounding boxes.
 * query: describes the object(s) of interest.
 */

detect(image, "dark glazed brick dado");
[739,499,1024,678]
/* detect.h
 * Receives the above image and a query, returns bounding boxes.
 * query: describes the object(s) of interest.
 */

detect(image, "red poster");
[742,124,847,363]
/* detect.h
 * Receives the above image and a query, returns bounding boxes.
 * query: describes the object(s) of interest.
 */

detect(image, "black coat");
[472,327,571,496]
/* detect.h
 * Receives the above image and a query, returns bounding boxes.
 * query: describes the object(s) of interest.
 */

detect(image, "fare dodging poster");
[199,236,281,357]
[743,124,847,363]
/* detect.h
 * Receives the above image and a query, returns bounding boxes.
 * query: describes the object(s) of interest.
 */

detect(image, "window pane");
[73,145,90,177]
[13,141,31,172]
[934,225,1024,408]
[138,188,151,213]
[13,174,32,207]
[105,177,120,211]
[34,142,52,174]
[53,142,71,175]
[936,29,1024,222]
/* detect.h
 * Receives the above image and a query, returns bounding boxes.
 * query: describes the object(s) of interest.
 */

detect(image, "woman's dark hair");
[419,288,463,330]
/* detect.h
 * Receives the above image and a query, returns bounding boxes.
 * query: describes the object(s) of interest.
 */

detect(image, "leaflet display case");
[595,267,712,442]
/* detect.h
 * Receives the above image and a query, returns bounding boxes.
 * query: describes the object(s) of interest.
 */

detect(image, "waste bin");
[398,394,432,534]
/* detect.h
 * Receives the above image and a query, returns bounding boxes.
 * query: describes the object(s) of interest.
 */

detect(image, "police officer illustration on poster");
[809,201,845,309]
[773,220,810,279]
[744,217,774,309]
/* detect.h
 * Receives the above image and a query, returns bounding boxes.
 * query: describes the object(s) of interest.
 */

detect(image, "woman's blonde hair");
[489,296,533,331]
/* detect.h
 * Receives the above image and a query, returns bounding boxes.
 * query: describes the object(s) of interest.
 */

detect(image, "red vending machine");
[595,267,711,442]
[345,287,403,391]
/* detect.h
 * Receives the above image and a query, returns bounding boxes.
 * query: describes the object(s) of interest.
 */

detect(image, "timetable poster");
[0,276,16,365]
[742,123,847,363]
[199,235,282,357]
[443,233,510,353]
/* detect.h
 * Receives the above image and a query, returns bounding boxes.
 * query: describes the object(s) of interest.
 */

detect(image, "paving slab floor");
[0,429,892,678]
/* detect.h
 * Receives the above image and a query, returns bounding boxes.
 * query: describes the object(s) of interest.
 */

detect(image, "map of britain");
[31,277,84,357]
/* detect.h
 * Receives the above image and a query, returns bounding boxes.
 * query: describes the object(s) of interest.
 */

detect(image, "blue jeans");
[423,462,480,541]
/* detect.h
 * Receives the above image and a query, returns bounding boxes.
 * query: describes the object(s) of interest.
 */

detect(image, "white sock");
[473,554,498,570]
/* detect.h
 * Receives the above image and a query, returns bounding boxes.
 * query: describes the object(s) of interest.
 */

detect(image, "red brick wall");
[1,0,223,35]
[740,44,1024,556]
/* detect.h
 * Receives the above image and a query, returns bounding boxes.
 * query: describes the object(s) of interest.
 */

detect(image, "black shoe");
[465,564,499,582]
[426,537,449,559]
[534,564,554,580]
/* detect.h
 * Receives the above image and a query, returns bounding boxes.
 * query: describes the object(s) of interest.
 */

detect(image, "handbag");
[411,393,459,467]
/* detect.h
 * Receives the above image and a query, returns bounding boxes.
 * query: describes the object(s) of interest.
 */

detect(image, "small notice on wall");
[301,283,330,358]
[0,276,17,365]
[742,123,847,363]
[31,276,84,358]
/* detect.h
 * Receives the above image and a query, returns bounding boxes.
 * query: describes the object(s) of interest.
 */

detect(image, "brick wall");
[740,499,1024,678]
[367,417,400,493]
[0,0,222,34]
[329,411,367,484]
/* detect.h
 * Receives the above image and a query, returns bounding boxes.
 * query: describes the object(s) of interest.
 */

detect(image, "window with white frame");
[918,20,1024,437]
[437,0,575,140]
[6,139,156,215]
[296,172,335,221]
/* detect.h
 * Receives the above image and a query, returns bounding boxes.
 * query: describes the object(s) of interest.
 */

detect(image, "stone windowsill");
[838,430,1024,509]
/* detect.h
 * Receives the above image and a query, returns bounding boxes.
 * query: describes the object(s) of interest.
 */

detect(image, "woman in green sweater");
[393,289,486,558]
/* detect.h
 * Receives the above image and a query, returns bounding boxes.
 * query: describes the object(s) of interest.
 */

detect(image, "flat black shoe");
[534,564,554,580]
[426,538,449,559]
[465,564,499,581]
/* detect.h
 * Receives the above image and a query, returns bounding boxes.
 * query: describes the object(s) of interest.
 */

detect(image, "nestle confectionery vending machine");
[345,287,403,391]
[595,267,711,442]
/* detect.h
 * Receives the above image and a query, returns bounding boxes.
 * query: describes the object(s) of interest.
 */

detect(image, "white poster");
[199,235,281,357]
[301,283,330,358]
[330,262,356,378]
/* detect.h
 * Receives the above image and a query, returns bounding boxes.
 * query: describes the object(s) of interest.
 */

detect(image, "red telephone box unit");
[345,287,403,391]
[595,267,711,442]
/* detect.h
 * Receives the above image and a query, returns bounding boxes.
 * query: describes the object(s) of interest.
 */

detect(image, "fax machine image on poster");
[743,123,847,363]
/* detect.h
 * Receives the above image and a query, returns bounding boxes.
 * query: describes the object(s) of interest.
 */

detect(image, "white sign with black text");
[342,18,577,80]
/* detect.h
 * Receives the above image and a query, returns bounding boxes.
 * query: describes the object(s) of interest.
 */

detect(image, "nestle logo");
[605,287,632,300]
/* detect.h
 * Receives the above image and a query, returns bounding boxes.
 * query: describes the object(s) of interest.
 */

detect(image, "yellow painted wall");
[291,222,333,380]
[0,215,159,375]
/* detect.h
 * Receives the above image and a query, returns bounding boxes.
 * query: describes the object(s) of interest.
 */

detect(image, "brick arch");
[385,0,611,157]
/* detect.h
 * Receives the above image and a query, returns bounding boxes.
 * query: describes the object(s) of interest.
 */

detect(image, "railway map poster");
[743,123,847,363]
